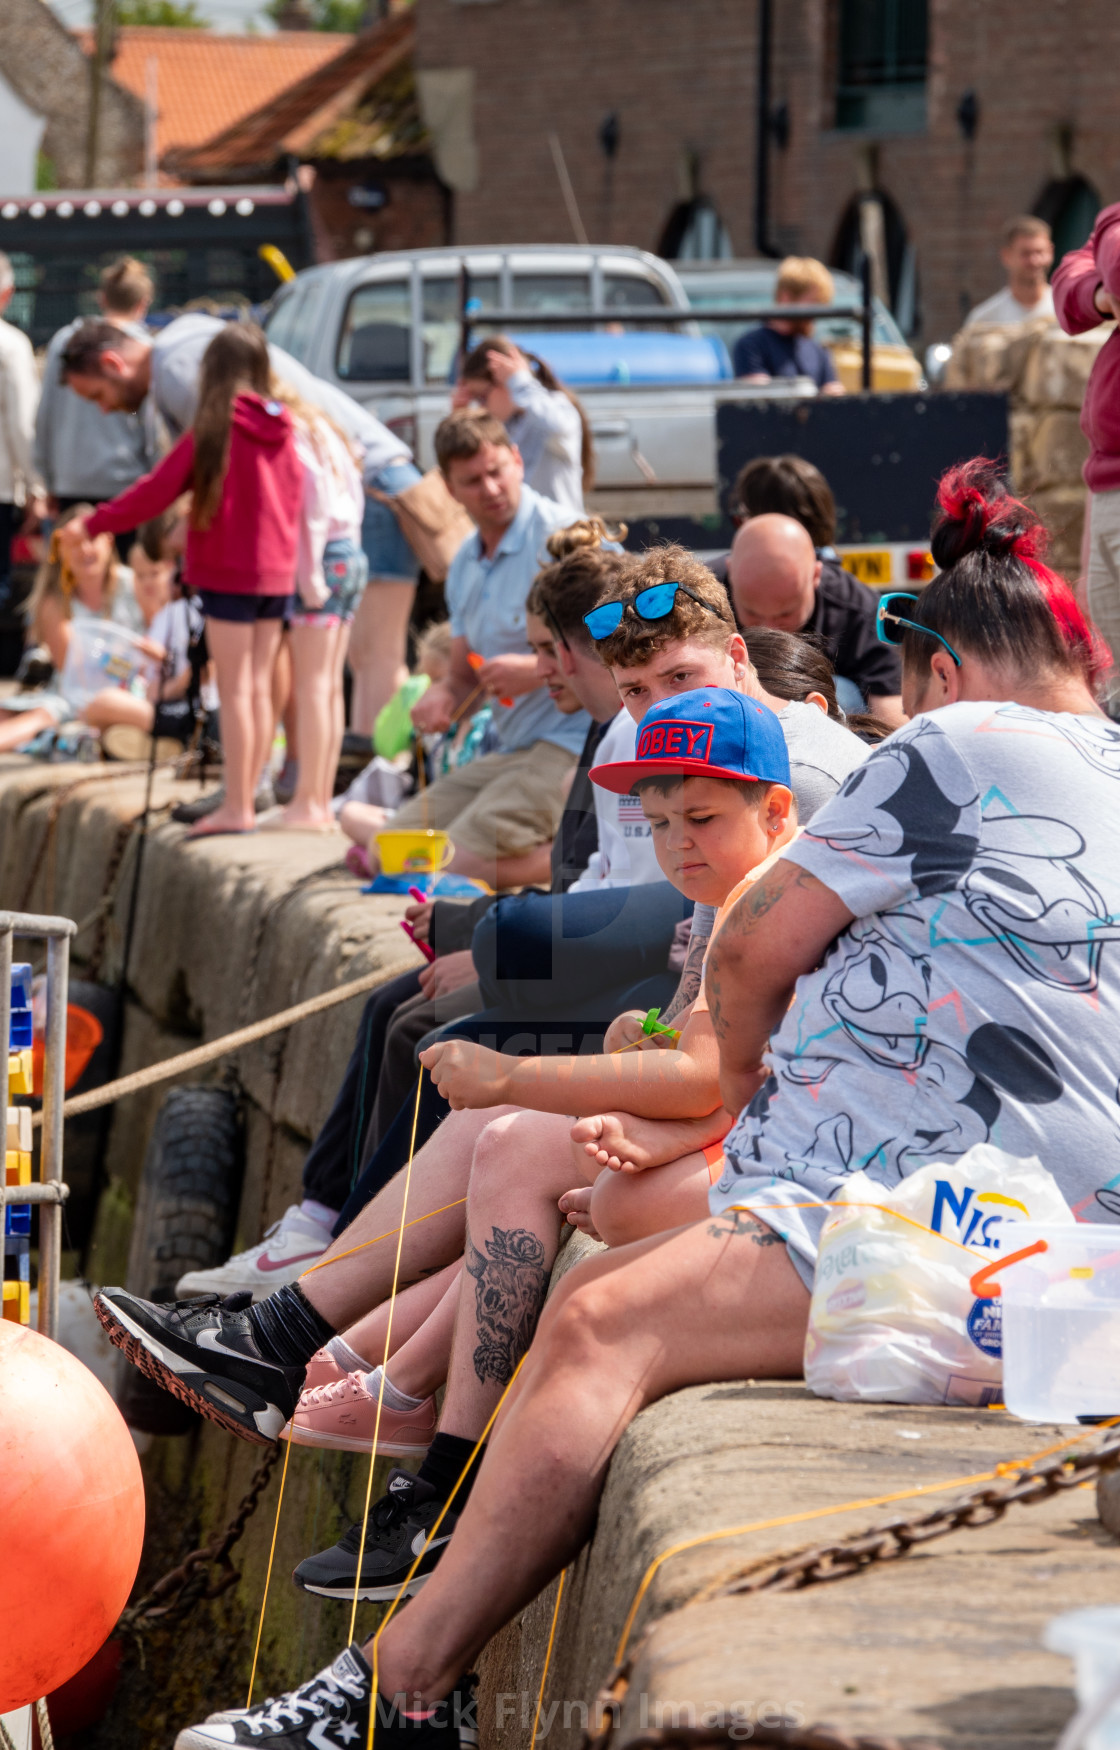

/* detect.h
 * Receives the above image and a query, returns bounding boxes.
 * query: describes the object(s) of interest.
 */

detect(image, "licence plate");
[842,548,892,586]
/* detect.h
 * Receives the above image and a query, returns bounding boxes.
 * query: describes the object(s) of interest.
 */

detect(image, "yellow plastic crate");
[7,1051,32,1096]
[2,1280,29,1324]
[4,1150,31,1186]
[6,1106,31,1150]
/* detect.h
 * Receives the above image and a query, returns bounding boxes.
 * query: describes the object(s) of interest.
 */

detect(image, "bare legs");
[348,580,415,735]
[0,705,61,752]
[297,1106,514,1331]
[197,615,283,836]
[283,621,350,827]
[82,690,155,733]
[373,1210,811,1701]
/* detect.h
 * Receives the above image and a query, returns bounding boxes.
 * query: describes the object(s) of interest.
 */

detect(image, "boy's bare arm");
[420,1007,722,1121]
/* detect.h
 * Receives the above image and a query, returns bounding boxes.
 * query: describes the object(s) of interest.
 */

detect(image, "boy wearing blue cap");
[419,687,796,1240]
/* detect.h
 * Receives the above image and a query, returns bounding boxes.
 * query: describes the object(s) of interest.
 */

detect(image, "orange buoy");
[0,1321,145,1711]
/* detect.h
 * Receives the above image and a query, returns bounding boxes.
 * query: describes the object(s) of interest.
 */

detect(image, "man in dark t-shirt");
[725,513,903,723]
[732,256,847,394]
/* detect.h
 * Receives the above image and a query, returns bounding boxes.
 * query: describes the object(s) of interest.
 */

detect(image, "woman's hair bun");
[545,515,626,560]
[931,458,1045,570]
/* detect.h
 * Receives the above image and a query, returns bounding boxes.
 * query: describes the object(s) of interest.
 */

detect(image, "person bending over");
[152,460,1120,1750]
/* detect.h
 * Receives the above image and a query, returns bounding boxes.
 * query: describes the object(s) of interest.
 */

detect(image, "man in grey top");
[35,259,158,534]
[60,307,426,728]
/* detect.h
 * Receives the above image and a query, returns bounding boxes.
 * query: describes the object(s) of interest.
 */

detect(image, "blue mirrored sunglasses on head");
[876,591,962,667]
[584,581,726,641]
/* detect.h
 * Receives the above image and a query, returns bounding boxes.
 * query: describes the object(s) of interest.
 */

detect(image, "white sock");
[300,1198,338,1231]
[327,1334,373,1374]
[363,1363,427,1412]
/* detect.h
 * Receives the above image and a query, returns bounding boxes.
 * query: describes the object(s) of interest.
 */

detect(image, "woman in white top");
[452,335,590,514]
[271,393,367,830]
[0,504,148,752]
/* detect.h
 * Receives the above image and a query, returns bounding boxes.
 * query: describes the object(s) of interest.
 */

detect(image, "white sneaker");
[175,1205,334,1300]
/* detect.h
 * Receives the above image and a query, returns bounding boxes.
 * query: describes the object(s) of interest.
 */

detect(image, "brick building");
[413,0,1119,343]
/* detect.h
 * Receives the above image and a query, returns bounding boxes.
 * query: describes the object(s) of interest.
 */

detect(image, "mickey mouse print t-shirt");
[713,702,1120,1268]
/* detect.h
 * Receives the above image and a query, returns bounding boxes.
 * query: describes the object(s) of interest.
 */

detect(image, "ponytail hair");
[461,334,595,492]
[527,517,627,641]
[903,458,1109,688]
[191,323,274,530]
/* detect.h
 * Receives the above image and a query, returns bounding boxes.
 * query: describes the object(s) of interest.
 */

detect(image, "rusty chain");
[621,1727,941,1750]
[116,1442,281,1641]
[583,1426,1120,1750]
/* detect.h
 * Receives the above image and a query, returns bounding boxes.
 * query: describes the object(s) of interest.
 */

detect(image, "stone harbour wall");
[944,317,1111,580]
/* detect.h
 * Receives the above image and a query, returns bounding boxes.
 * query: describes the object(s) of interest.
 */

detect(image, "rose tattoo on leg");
[465,1226,549,1386]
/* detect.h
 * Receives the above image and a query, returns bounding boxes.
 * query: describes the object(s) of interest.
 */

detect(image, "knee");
[468,1109,545,1196]
[538,1269,618,1368]
[588,1169,644,1249]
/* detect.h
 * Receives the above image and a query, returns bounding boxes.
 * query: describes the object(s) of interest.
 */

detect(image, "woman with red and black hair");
[894,457,1108,714]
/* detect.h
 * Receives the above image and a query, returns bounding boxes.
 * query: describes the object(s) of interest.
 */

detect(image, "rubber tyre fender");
[117,1085,244,1435]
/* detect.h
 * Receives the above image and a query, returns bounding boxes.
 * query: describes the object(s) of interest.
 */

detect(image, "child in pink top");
[65,325,302,837]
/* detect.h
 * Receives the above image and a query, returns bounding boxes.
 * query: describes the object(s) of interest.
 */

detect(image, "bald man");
[726,513,904,725]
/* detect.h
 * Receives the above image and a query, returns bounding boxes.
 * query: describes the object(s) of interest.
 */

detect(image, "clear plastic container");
[1001,1222,1120,1424]
[59,619,153,713]
[1045,1608,1120,1749]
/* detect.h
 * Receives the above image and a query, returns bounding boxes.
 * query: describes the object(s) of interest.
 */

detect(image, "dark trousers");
[301,969,423,1212]
[0,502,19,592]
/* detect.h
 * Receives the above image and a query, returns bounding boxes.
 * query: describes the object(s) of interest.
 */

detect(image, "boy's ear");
[764,782,794,834]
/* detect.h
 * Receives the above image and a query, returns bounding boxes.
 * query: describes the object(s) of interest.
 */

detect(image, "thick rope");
[34,1699,55,1750]
[349,1070,425,1648]
[30,956,419,1127]
[246,1432,294,1709]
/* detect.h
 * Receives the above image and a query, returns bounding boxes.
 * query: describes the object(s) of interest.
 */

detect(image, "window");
[510,273,591,314]
[602,274,669,310]
[422,273,498,382]
[337,278,412,383]
[835,0,927,133]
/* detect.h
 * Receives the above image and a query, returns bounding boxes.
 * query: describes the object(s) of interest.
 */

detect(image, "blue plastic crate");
[9,962,32,1049]
[5,1203,31,1236]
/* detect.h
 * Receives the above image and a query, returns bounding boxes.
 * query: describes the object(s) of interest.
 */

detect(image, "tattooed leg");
[706,1207,787,1246]
[437,1105,592,1438]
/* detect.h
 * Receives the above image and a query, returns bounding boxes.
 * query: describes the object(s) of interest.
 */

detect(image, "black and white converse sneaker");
[293,1469,457,1601]
[94,1287,304,1444]
[174,1645,477,1750]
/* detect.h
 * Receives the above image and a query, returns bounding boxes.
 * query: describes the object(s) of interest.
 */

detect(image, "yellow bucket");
[375,829,454,875]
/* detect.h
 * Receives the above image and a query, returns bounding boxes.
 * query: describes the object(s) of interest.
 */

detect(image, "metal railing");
[458,257,877,389]
[1,910,76,1343]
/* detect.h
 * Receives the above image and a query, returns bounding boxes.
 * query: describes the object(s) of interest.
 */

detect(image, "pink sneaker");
[302,1347,349,1393]
[287,1371,437,1455]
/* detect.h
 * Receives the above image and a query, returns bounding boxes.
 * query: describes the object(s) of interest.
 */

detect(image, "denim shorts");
[197,591,292,623]
[289,539,369,628]
[361,457,422,584]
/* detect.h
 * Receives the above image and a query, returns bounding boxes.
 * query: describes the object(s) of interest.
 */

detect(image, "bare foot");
[260,802,337,832]
[185,806,256,840]
[571,1109,732,1175]
[557,1185,601,1240]
[346,844,373,878]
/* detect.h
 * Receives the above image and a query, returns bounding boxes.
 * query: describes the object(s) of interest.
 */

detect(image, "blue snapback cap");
[590,687,790,795]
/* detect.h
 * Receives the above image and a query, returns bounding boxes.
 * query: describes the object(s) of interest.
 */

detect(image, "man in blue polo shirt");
[377,412,588,890]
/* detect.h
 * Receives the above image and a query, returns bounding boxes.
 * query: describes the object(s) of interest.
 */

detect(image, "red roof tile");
[78,27,352,161]
[163,12,414,179]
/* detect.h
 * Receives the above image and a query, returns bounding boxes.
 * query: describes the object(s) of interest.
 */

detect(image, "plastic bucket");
[1001,1221,1120,1424]
[375,829,454,876]
[30,1003,105,1096]
[1045,1608,1120,1749]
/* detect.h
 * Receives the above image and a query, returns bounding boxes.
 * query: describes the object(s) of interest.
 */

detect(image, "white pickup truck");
[264,244,811,519]
[264,243,929,584]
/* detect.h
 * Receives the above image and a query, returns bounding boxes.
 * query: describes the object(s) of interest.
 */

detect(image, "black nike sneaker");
[294,1469,458,1601]
[174,1643,477,1750]
[94,1287,303,1444]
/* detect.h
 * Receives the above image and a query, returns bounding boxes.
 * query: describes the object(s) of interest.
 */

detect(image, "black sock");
[248,1282,336,1369]
[418,1432,487,1507]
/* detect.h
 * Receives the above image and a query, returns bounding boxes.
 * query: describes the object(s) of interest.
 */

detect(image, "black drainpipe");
[754,0,779,257]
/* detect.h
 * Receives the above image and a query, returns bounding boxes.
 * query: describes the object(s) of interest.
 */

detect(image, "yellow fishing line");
[246,1431,293,1708]
[349,1070,426,1647]
[531,1568,567,1748]
[300,1197,467,1277]
[613,1416,1120,1667]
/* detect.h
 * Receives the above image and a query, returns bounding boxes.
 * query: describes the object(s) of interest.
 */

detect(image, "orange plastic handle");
[969,1238,1049,1300]
[466,651,512,706]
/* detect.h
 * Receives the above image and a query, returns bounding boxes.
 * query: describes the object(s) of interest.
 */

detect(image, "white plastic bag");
[804,1145,1073,1406]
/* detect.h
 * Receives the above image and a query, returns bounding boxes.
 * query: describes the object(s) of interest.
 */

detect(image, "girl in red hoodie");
[64,325,302,837]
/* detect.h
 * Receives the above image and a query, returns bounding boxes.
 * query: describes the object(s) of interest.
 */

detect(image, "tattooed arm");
[705,858,854,1118]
